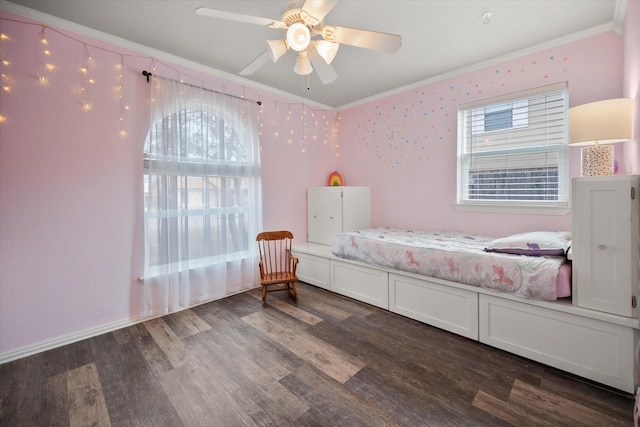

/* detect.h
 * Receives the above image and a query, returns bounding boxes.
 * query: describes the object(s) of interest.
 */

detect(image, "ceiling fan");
[195,0,402,84]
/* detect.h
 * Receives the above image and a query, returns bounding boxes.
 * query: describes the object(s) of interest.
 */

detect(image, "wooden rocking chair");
[256,230,299,305]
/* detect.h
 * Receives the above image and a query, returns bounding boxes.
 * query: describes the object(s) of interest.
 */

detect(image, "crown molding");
[338,22,618,110]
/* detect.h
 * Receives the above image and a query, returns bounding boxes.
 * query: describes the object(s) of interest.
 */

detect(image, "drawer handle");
[598,244,607,250]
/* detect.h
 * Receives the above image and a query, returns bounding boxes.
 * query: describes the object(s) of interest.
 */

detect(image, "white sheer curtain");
[142,76,262,315]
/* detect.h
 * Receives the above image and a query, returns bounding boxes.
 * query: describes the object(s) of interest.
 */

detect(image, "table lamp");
[568,98,632,176]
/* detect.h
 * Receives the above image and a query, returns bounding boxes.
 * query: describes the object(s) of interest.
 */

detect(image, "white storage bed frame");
[292,242,639,393]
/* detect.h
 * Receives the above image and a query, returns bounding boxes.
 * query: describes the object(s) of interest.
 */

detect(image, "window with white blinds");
[457,82,569,212]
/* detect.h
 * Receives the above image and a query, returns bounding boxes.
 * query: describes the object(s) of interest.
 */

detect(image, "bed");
[292,227,637,393]
[330,228,572,301]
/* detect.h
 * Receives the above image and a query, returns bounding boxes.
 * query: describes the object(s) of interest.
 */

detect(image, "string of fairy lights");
[0,32,9,123]
[117,54,128,136]
[0,16,340,153]
[36,24,52,84]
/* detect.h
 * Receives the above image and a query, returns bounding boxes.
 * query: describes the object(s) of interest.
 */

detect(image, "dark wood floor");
[0,282,635,426]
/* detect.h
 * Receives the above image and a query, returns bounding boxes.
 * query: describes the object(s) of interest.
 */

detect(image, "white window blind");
[457,82,569,211]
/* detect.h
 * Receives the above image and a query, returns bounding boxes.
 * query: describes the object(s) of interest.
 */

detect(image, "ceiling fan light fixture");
[286,22,311,51]
[293,53,313,75]
[316,40,339,64]
[266,39,288,62]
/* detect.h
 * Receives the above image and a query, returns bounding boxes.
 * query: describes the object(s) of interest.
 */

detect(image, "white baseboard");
[0,314,151,365]
[0,287,259,365]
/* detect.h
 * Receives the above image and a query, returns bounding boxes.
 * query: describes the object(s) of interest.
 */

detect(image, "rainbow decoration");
[328,171,344,186]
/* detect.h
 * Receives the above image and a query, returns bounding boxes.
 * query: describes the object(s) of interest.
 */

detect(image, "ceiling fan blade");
[301,0,339,25]
[239,50,272,75]
[321,25,401,53]
[309,49,338,84]
[195,7,286,29]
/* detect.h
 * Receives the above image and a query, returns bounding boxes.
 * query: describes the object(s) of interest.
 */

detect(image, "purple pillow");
[485,231,571,256]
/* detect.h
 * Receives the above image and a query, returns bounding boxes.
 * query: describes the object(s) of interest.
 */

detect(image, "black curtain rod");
[141,71,262,105]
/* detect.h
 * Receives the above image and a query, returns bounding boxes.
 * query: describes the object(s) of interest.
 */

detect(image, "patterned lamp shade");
[569,98,632,176]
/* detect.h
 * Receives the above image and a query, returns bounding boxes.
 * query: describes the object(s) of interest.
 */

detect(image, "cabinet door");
[342,187,371,232]
[322,188,343,245]
[572,176,639,317]
[294,252,331,289]
[307,188,324,244]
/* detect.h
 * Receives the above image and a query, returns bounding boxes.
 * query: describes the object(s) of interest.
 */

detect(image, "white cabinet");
[572,175,640,317]
[293,244,332,290]
[331,260,388,308]
[390,274,479,339]
[479,294,636,393]
[307,186,371,245]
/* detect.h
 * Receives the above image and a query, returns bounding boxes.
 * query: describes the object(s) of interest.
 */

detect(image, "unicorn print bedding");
[331,228,571,301]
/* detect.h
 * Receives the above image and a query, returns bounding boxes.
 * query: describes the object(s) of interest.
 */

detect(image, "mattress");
[331,228,570,301]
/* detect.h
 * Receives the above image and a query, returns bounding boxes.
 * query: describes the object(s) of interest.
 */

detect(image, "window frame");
[456,82,570,215]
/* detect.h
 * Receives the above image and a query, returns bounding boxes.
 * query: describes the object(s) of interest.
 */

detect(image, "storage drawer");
[389,273,478,339]
[479,294,636,393]
[294,251,331,290]
[331,260,388,309]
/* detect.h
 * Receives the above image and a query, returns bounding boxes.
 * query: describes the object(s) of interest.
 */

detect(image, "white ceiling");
[2,0,625,109]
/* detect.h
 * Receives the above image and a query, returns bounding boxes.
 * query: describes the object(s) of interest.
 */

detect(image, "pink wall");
[259,103,338,234]
[623,0,640,173]
[337,31,625,236]
[0,11,336,357]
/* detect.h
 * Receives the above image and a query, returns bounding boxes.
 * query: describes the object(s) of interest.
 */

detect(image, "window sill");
[141,250,256,282]
[455,202,570,216]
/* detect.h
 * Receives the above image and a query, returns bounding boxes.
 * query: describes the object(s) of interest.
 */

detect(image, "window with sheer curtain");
[457,82,569,213]
[143,76,262,315]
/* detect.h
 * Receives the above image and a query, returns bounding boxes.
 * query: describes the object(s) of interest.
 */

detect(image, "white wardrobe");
[306,186,371,245]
